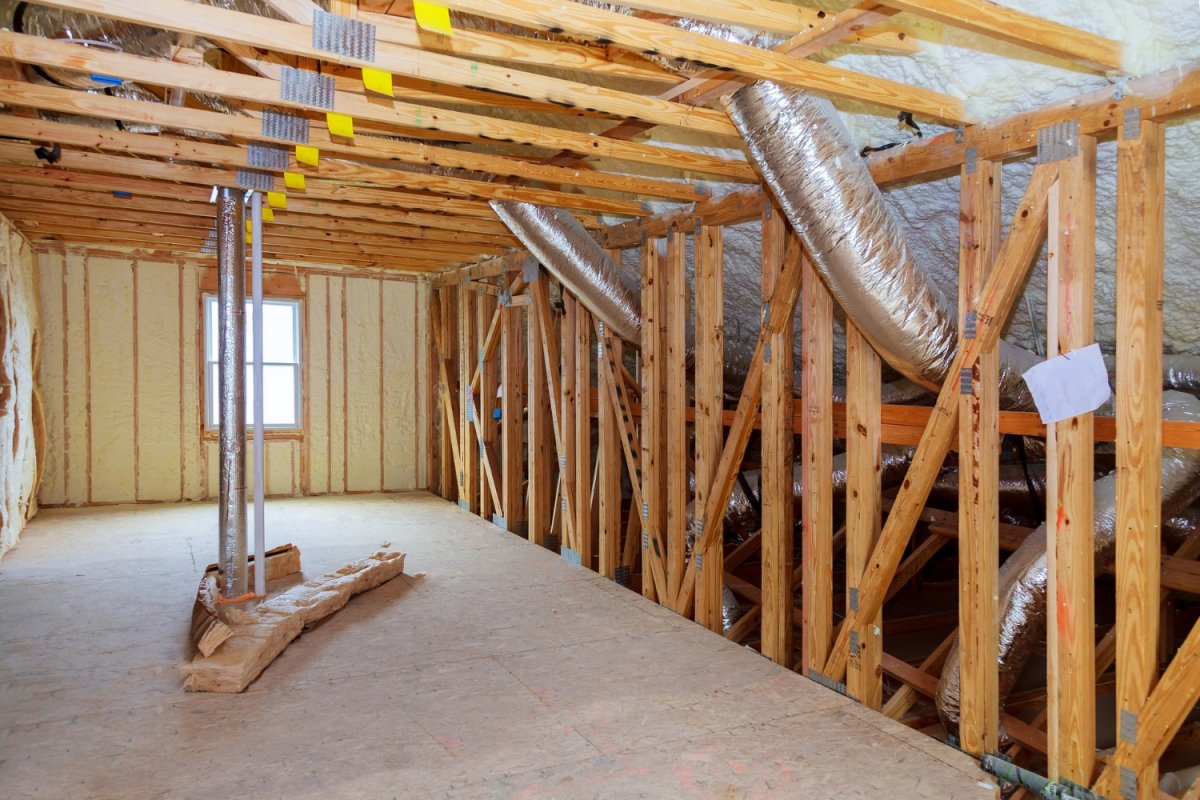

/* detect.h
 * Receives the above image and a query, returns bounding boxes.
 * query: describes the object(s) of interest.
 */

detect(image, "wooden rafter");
[435,0,970,124]
[0,113,645,219]
[0,31,752,181]
[37,0,738,138]
[0,67,702,202]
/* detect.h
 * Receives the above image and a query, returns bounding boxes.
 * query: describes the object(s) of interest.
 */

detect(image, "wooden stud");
[693,224,725,633]
[1045,134,1097,786]
[574,302,593,567]
[677,234,804,615]
[665,225,689,598]
[560,295,578,554]
[799,245,832,675]
[598,324,623,579]
[458,285,478,511]
[640,237,668,602]
[823,161,1058,682]
[762,206,795,667]
[1114,115,1166,800]
[845,319,882,709]
[435,288,459,500]
[527,295,552,546]
[478,292,496,520]
[957,155,1002,755]
[500,295,525,533]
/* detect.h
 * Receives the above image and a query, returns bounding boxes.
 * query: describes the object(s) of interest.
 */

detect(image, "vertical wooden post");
[527,293,552,546]
[640,237,667,602]
[761,205,795,666]
[958,154,1002,755]
[801,247,833,676]
[665,224,690,599]
[1116,114,1165,799]
[478,292,496,521]
[500,296,525,533]
[694,223,725,633]
[845,321,882,708]
[560,295,578,556]
[574,302,593,568]
[1046,131,1097,785]
[458,283,478,512]
[598,327,623,579]
[438,286,458,501]
[426,281,438,493]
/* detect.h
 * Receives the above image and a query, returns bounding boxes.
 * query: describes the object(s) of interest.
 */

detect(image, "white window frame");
[203,295,302,431]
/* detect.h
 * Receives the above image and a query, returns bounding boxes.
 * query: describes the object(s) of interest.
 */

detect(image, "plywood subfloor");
[0,493,998,799]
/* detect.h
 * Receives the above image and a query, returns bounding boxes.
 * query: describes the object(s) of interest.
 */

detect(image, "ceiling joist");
[433,0,971,124]
[0,31,751,182]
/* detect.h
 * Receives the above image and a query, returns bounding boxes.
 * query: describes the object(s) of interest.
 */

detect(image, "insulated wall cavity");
[36,247,426,507]
[0,212,40,559]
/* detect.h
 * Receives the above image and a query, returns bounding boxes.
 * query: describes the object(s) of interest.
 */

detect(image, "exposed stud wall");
[0,213,39,559]
[36,246,427,507]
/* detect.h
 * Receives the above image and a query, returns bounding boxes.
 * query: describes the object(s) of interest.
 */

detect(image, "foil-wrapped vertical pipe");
[724,82,1039,409]
[935,391,1200,735]
[216,187,248,600]
[490,202,642,344]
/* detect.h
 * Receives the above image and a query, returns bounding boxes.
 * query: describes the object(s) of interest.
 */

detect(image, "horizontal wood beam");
[876,0,1122,71]
[0,31,752,181]
[438,0,970,124]
[0,112,643,218]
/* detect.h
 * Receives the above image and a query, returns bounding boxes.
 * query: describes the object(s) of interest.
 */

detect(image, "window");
[204,296,301,429]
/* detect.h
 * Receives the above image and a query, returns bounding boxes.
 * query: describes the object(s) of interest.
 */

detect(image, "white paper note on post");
[1021,342,1111,424]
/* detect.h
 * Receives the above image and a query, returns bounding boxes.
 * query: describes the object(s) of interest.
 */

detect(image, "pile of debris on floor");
[183,544,406,692]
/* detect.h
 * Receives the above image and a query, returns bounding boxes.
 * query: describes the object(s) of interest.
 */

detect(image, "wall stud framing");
[957,153,1002,755]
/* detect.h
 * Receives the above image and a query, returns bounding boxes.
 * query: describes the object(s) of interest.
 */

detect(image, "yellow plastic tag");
[361,67,394,97]
[245,232,253,245]
[295,145,319,167]
[261,207,275,223]
[326,111,355,138]
[413,1,452,35]
[267,191,287,209]
[245,219,252,233]
[284,171,307,190]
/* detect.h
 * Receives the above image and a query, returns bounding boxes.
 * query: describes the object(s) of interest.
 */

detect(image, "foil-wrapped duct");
[491,201,642,344]
[216,187,248,600]
[724,82,1039,407]
[935,391,1200,733]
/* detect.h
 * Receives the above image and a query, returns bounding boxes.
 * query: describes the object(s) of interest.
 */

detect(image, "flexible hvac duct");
[491,202,643,344]
[722,80,1200,738]
[935,391,1200,734]
[216,187,248,600]
[724,83,1039,403]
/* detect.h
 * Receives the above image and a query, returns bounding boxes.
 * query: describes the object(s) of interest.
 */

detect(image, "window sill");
[201,429,304,443]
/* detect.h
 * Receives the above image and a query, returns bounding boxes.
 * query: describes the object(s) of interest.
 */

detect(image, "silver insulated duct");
[491,202,642,344]
[722,80,1200,737]
[216,187,248,600]
[724,83,1039,404]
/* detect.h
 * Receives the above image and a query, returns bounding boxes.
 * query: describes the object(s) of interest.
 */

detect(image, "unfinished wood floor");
[0,493,997,799]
